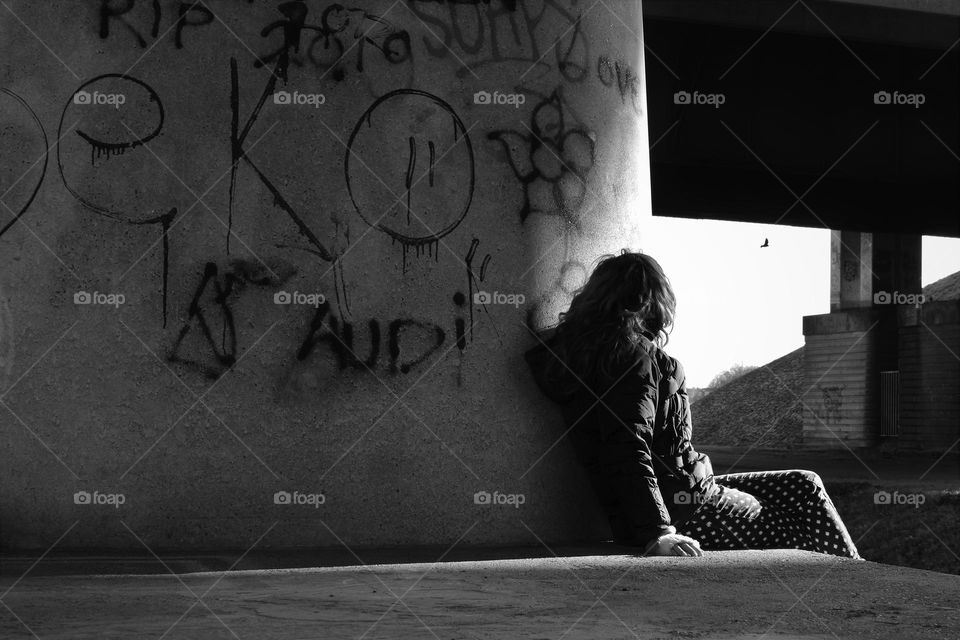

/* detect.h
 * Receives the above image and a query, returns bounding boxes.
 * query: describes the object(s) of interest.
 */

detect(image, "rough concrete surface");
[1,0,650,552]
[3,550,960,639]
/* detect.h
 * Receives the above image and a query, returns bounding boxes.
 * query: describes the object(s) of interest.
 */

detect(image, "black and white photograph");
[1,1,959,638]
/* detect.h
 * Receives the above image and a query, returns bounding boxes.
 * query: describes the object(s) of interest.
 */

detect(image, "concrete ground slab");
[2,550,959,639]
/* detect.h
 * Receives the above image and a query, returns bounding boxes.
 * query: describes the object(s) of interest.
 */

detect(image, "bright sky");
[641,217,960,388]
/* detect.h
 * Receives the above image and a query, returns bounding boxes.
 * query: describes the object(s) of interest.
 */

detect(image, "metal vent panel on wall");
[880,371,900,437]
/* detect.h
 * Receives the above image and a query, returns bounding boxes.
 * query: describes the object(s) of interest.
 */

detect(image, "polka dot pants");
[673,469,862,559]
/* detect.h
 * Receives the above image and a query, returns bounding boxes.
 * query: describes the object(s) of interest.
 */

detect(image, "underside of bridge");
[644,0,960,450]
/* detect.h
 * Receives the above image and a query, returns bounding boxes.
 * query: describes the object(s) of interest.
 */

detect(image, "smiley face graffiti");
[344,89,474,268]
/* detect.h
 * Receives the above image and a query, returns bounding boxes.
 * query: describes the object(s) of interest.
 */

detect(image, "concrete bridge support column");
[0,1,651,549]
[804,230,924,449]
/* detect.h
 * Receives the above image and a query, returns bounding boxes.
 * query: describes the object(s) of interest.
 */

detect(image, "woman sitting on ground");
[525,250,862,559]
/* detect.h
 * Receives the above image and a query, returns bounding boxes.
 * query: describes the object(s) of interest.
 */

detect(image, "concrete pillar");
[810,230,924,448]
[0,2,650,549]
[896,300,960,450]
[872,232,922,372]
[872,233,922,303]
[830,230,873,311]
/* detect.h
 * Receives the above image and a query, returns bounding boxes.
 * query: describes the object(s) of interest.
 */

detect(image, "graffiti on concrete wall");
[59,74,165,166]
[406,0,588,82]
[0,89,48,240]
[56,74,176,326]
[228,55,353,319]
[168,262,238,379]
[597,55,641,113]
[254,0,323,81]
[819,384,845,424]
[345,89,475,273]
[253,2,413,87]
[168,257,297,378]
[842,259,858,282]
[98,0,218,49]
[487,86,595,226]
[97,0,413,88]
[462,237,491,346]
[290,240,493,380]
[297,301,447,375]
[0,1,641,387]
[485,82,603,324]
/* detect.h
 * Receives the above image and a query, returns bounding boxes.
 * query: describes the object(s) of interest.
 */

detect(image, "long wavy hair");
[549,250,676,389]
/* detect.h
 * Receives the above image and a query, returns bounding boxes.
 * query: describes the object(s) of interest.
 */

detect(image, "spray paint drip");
[89,141,130,165]
[391,236,441,273]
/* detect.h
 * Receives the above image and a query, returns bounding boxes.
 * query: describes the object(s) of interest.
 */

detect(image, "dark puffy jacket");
[524,327,714,548]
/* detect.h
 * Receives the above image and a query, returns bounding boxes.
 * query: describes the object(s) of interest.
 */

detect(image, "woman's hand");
[644,533,703,557]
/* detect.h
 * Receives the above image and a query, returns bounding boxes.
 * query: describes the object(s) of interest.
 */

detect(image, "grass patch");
[827,481,960,575]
